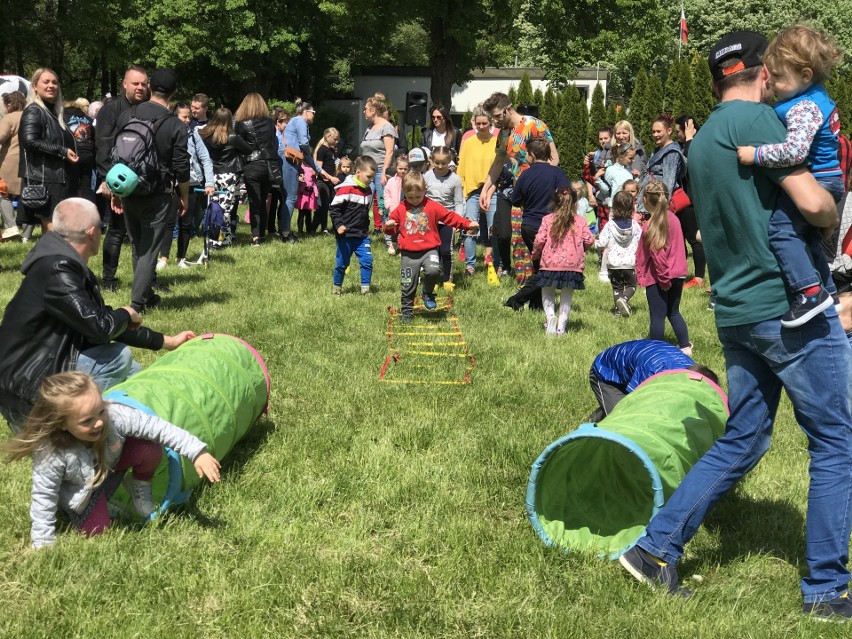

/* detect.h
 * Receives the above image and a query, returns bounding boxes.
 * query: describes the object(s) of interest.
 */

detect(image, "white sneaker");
[679,342,694,357]
[155,259,168,272]
[545,316,557,336]
[2,225,21,240]
[122,475,156,518]
[177,259,190,269]
[21,236,30,243]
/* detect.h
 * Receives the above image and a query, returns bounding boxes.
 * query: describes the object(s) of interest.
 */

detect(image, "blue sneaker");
[781,287,833,328]
[619,545,692,597]
[804,591,852,621]
[423,293,437,310]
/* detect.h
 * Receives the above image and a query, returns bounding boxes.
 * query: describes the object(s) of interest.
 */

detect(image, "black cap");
[150,68,177,94]
[707,31,768,82]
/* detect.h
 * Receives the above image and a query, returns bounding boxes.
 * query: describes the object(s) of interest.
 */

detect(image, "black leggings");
[244,161,272,239]
[311,180,333,233]
[676,205,705,280]
[645,279,689,347]
[492,195,513,271]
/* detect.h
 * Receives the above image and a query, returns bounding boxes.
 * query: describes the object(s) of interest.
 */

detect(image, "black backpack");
[110,107,173,195]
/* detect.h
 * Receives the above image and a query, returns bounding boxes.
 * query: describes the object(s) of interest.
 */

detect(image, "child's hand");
[337,225,346,234]
[383,220,398,233]
[466,222,479,235]
[194,452,221,482]
[737,146,756,166]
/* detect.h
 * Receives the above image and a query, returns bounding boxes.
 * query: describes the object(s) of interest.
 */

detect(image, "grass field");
[0,221,845,638]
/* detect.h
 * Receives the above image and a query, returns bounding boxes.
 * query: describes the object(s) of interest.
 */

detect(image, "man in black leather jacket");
[111,68,189,312]
[0,198,194,432]
[95,65,149,291]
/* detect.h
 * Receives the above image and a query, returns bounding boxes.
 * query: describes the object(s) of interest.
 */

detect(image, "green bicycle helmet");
[105,163,139,197]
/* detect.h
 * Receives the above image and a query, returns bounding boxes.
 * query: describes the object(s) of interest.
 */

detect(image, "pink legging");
[78,437,163,536]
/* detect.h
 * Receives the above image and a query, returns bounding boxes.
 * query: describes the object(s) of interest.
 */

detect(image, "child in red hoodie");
[385,171,478,320]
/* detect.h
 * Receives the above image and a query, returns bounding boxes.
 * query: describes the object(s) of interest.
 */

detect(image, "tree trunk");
[429,16,459,109]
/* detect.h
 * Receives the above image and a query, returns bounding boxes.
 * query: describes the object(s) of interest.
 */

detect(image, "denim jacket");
[188,128,214,188]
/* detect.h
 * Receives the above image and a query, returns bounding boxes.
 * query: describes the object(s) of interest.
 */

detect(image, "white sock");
[557,289,574,332]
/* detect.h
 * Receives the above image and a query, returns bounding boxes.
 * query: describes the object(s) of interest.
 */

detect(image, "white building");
[325,66,608,146]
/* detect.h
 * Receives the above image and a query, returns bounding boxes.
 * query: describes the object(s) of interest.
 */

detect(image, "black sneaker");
[804,591,852,621]
[619,545,692,597]
[102,280,118,293]
[781,287,833,328]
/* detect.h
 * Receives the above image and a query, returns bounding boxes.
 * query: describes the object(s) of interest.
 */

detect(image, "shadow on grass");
[686,490,806,574]
[160,417,277,530]
[156,290,233,310]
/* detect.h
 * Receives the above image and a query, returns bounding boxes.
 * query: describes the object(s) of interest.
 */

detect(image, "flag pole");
[678,4,683,60]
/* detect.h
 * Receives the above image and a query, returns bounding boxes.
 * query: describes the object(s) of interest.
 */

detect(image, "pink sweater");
[531,214,594,272]
[635,211,687,287]
[384,175,403,213]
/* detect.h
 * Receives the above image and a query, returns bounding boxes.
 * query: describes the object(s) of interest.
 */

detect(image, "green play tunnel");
[104,333,270,518]
[526,370,728,559]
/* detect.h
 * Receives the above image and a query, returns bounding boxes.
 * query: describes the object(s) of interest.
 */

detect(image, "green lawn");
[0,222,843,638]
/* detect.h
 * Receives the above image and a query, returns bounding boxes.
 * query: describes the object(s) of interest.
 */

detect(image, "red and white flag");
[679,8,688,43]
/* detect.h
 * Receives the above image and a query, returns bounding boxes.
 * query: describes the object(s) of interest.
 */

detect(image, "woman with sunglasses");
[421,105,460,159]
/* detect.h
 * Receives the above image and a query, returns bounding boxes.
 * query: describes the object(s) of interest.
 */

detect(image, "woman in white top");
[421,104,459,158]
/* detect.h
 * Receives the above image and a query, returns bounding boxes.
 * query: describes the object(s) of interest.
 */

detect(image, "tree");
[461,110,472,133]
[664,60,695,118]
[540,88,559,128]
[516,73,534,106]
[642,73,664,149]
[508,85,517,105]
[629,69,650,136]
[557,85,587,178]
[587,82,608,148]
[691,52,715,126]
[533,87,544,109]
[607,101,619,127]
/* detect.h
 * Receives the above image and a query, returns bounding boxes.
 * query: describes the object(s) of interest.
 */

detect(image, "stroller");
[198,194,227,265]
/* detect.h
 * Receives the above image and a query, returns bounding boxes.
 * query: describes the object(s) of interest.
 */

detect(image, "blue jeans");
[282,159,299,234]
[333,236,373,286]
[76,342,143,392]
[463,191,496,269]
[638,311,852,603]
[768,179,842,293]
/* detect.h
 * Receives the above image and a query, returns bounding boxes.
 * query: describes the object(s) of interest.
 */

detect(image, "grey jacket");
[30,402,207,548]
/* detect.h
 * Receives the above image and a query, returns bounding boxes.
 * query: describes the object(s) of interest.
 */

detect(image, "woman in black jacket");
[18,68,79,232]
[421,104,460,159]
[234,93,279,245]
[200,107,253,247]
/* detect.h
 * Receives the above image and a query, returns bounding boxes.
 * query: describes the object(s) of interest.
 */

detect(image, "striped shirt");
[592,339,695,393]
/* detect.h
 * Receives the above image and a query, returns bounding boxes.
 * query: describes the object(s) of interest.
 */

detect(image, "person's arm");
[0,116,13,145]
[531,221,547,260]
[19,107,67,159]
[452,176,464,216]
[548,140,559,166]
[738,101,820,168]
[479,147,506,209]
[29,451,64,549]
[434,200,476,232]
[380,132,394,186]
[111,404,220,482]
[42,262,132,343]
[779,167,838,228]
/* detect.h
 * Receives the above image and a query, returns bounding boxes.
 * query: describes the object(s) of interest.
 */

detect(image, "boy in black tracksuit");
[330,156,377,295]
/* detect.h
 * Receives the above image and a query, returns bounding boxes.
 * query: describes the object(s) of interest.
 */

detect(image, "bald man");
[0,198,194,432]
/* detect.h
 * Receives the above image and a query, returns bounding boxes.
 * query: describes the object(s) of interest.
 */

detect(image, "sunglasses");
[432,114,444,121]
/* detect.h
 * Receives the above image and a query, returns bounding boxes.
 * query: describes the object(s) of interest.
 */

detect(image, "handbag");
[670,187,692,213]
[21,152,48,209]
[285,146,303,163]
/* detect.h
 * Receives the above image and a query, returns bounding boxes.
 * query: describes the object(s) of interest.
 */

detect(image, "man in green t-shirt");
[619,30,852,621]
